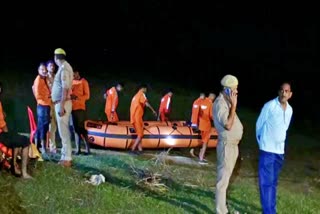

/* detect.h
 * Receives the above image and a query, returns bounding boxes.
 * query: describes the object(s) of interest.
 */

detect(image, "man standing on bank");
[51,48,74,167]
[256,82,293,214]
[213,74,243,214]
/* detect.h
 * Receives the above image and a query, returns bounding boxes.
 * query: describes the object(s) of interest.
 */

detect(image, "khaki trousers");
[54,100,72,161]
[216,140,239,214]
[49,103,57,151]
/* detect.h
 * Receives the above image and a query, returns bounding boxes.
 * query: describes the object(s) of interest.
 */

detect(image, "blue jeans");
[258,150,284,214]
[36,104,51,141]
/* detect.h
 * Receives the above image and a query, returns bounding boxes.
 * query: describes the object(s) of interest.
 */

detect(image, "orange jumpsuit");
[130,89,147,138]
[158,93,172,121]
[104,87,119,122]
[198,98,213,143]
[191,97,203,126]
[71,78,90,111]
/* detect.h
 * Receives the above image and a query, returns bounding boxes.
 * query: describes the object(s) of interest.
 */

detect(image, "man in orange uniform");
[71,70,90,155]
[190,92,205,157]
[198,93,216,164]
[33,63,52,154]
[191,92,206,128]
[157,89,173,122]
[104,83,124,122]
[130,84,157,153]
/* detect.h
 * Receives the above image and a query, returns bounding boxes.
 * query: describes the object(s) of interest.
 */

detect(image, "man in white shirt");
[256,82,293,214]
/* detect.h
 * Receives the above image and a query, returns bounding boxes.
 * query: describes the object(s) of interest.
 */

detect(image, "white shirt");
[256,97,293,154]
[51,61,73,102]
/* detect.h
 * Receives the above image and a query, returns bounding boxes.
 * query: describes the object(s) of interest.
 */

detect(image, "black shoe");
[136,151,143,155]
[128,151,138,155]
[198,159,208,165]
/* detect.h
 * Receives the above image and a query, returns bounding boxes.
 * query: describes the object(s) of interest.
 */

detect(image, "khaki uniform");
[213,93,243,214]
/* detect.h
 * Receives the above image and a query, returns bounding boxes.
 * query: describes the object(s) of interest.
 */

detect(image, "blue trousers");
[258,150,284,214]
[36,104,51,141]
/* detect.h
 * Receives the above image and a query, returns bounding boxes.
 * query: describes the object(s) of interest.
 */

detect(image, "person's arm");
[83,79,90,101]
[224,91,238,130]
[103,90,107,99]
[32,85,35,97]
[111,89,117,113]
[59,68,72,116]
[209,103,213,122]
[191,101,200,127]
[146,102,157,116]
[165,96,171,113]
[157,97,164,121]
[1,125,8,132]
[256,103,270,142]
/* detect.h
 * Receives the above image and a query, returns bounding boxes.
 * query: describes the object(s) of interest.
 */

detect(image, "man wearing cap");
[213,74,243,214]
[51,48,74,167]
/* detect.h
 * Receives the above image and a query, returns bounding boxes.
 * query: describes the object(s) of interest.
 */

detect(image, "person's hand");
[229,90,238,108]
[1,125,8,132]
[153,110,157,117]
[71,94,78,100]
[58,104,66,117]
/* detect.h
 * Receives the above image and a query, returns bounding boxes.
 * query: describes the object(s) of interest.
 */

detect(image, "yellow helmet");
[54,48,66,56]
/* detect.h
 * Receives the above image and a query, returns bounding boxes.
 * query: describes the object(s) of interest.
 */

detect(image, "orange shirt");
[191,97,204,125]
[159,93,172,114]
[33,75,51,106]
[71,78,90,110]
[105,87,118,114]
[130,89,147,124]
[0,101,6,131]
[198,98,213,131]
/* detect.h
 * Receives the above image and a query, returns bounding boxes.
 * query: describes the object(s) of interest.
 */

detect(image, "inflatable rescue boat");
[85,120,218,149]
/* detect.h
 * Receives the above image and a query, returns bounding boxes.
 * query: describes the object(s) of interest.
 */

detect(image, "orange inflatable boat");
[85,120,218,149]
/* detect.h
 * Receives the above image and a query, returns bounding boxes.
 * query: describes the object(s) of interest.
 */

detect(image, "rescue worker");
[157,89,173,122]
[130,84,157,153]
[190,92,206,157]
[198,93,216,164]
[104,83,124,122]
[71,69,90,155]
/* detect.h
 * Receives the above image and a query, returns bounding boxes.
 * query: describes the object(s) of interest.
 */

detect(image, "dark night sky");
[0,2,318,125]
